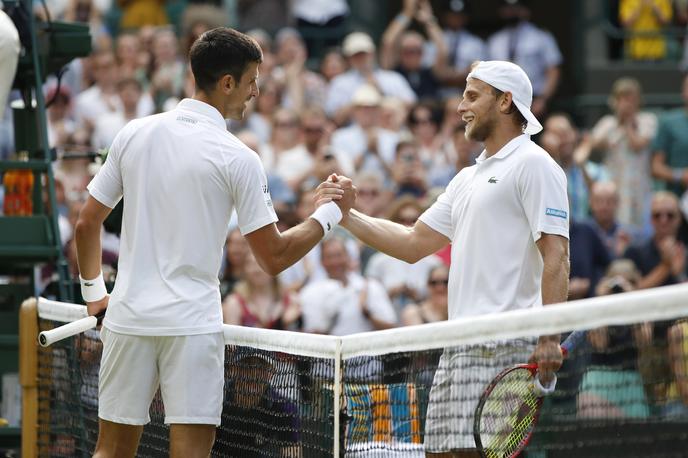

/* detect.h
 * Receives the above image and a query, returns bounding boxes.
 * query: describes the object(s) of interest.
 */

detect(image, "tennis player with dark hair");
[336,60,570,457]
[75,27,354,457]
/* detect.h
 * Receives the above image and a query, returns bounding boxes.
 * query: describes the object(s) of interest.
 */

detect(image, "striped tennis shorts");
[424,339,535,452]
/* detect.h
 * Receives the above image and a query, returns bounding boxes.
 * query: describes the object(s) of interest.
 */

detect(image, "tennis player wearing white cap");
[337,60,570,457]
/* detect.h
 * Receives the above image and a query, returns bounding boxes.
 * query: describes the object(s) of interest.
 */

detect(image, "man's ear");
[499,91,514,114]
[219,74,235,95]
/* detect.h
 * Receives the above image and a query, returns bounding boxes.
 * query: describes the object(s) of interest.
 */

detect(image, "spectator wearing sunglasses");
[400,265,449,326]
[623,191,687,289]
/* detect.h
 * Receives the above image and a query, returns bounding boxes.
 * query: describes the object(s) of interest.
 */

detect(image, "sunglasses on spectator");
[275,120,298,128]
[428,278,449,286]
[652,211,677,221]
[303,126,324,134]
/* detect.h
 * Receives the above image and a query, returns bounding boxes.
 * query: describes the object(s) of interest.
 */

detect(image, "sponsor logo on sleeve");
[545,208,568,219]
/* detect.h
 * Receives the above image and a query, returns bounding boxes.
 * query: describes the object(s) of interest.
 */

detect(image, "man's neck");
[193,91,226,118]
[483,128,523,158]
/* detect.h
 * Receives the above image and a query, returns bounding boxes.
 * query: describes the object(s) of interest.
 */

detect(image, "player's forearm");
[341,209,419,263]
[74,218,103,280]
[266,219,326,275]
[541,252,569,307]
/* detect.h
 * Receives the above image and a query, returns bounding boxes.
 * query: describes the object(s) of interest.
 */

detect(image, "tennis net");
[22,283,688,457]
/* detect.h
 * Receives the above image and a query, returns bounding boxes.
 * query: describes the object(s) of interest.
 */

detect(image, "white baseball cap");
[342,32,376,56]
[352,84,382,106]
[467,60,543,135]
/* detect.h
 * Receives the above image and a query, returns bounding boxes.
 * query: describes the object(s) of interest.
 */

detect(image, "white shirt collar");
[177,98,226,130]
[475,133,529,164]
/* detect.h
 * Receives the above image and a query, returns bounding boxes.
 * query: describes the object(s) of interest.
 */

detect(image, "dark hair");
[493,87,527,131]
[189,27,263,93]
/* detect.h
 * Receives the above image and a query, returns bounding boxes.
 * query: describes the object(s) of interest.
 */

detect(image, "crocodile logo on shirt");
[488,176,498,183]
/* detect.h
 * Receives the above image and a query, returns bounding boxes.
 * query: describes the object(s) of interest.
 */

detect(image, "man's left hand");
[529,336,563,385]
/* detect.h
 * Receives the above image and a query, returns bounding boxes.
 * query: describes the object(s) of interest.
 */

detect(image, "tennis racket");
[473,330,586,458]
[38,308,105,347]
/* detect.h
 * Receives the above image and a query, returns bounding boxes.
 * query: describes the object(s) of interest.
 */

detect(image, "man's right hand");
[329,174,357,216]
[86,294,109,319]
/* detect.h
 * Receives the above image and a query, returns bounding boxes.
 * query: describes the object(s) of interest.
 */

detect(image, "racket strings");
[478,369,540,457]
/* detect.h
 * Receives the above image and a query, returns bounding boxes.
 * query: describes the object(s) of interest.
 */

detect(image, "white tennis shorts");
[424,340,535,452]
[98,327,225,425]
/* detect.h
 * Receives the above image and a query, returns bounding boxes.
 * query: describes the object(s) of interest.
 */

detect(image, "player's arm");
[245,180,354,276]
[340,209,450,264]
[74,195,113,315]
[531,233,569,383]
[246,219,334,276]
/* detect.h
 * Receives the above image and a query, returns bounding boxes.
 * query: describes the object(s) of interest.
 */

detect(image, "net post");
[333,338,342,458]
[19,297,39,458]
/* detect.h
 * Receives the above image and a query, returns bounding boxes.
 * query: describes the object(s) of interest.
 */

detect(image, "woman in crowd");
[223,251,301,331]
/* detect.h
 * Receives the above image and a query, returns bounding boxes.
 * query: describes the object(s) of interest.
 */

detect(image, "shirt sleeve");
[650,115,669,154]
[518,152,570,241]
[418,174,461,240]
[86,125,126,208]
[228,150,278,236]
[540,30,563,67]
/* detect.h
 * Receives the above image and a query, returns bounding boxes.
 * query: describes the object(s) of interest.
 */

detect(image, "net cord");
[37,282,688,359]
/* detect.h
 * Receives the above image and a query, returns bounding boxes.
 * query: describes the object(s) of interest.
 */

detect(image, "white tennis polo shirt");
[419,134,569,320]
[88,98,277,336]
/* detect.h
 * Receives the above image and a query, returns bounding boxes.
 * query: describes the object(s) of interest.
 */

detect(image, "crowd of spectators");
[1,0,688,420]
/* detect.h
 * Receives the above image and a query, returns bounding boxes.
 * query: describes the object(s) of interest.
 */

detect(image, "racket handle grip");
[560,330,586,358]
[38,315,98,347]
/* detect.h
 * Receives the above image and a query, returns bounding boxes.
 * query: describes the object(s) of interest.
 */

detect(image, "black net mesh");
[35,315,688,457]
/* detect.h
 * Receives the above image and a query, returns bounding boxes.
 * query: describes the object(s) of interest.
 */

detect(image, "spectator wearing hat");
[380,0,446,101]
[330,84,401,182]
[325,31,417,125]
[487,0,562,117]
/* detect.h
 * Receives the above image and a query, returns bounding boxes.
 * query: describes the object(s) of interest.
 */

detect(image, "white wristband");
[533,373,557,397]
[310,201,342,236]
[80,271,107,302]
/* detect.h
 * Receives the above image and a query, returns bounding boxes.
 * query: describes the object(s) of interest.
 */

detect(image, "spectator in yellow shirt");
[620,0,673,60]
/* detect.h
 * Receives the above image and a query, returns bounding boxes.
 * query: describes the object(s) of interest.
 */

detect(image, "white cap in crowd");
[352,84,382,107]
[467,60,543,135]
[342,32,376,56]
